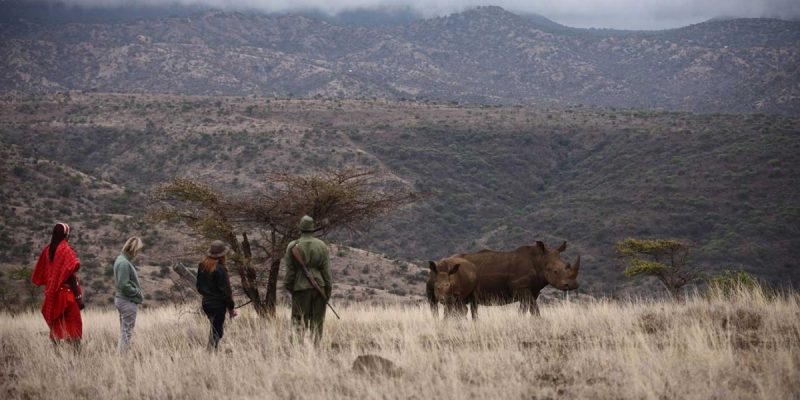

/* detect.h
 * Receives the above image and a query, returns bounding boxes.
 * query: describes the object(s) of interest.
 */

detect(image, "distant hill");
[1,94,798,306]
[1,6,798,115]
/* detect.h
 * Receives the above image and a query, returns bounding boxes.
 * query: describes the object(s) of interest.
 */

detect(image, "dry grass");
[1,289,798,399]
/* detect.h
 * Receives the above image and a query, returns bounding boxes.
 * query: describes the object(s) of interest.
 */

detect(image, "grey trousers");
[115,297,138,354]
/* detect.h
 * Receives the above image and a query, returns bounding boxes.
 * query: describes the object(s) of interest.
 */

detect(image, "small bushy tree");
[707,270,761,298]
[151,169,418,317]
[615,238,699,300]
[150,178,267,313]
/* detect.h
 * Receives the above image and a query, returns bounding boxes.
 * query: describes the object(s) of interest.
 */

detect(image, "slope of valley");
[0,93,797,308]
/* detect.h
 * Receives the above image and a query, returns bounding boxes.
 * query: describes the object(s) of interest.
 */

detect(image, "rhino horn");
[573,255,581,273]
[429,261,437,273]
[557,241,567,252]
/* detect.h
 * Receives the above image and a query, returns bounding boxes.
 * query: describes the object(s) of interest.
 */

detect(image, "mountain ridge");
[1,6,798,115]
[2,2,797,30]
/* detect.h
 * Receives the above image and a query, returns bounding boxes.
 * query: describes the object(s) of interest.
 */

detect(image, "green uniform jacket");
[114,254,144,304]
[283,233,332,294]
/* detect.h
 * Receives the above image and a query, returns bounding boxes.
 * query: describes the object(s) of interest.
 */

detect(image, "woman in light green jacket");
[113,237,144,355]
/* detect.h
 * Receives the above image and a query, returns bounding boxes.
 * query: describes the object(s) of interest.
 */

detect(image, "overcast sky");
[31,0,800,30]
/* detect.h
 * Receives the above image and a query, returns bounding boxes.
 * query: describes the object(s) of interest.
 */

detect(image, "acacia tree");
[150,179,267,314]
[151,169,418,317]
[615,238,699,301]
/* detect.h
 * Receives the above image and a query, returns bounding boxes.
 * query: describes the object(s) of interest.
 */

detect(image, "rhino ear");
[428,261,437,273]
[535,241,547,253]
[557,241,567,253]
[449,263,460,275]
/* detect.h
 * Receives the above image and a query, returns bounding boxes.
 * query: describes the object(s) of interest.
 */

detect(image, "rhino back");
[459,247,537,277]
[458,247,544,303]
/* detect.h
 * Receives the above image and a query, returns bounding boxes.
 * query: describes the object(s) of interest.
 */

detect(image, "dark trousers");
[202,303,227,350]
[291,289,327,344]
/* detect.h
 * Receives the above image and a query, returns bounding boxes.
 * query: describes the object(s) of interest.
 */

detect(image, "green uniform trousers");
[291,288,327,343]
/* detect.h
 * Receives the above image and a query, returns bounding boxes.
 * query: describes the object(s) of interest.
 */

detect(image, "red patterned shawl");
[31,241,81,324]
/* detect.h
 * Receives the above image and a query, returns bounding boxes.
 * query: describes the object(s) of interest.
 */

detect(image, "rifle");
[290,243,341,319]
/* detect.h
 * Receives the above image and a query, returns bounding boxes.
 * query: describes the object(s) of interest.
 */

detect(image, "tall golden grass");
[1,286,798,399]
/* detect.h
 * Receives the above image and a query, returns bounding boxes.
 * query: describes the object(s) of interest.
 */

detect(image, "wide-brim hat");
[206,240,230,258]
[299,215,315,232]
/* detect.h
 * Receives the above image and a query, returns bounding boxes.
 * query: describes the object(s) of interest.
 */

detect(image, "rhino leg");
[531,296,540,317]
[426,279,438,319]
[529,291,541,317]
[443,302,468,319]
[513,290,541,316]
[521,299,533,314]
[468,295,478,320]
[429,300,439,319]
[459,302,469,318]
[514,289,533,314]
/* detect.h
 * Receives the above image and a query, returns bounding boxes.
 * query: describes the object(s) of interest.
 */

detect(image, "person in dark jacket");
[196,240,237,350]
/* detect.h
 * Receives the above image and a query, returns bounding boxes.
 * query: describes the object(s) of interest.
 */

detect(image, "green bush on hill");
[707,270,761,299]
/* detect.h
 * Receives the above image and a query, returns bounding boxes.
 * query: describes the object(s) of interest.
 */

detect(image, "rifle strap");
[291,243,328,300]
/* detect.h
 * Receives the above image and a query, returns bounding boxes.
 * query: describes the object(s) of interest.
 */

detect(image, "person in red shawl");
[31,223,85,347]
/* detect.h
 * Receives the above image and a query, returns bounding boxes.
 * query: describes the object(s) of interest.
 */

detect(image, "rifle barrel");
[327,303,341,319]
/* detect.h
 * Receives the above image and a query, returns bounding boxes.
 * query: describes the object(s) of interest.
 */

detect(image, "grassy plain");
[1,289,798,399]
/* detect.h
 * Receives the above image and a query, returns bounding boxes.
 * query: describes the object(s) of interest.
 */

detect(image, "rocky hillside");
[0,140,428,309]
[1,93,798,308]
[0,109,429,309]
[1,6,798,115]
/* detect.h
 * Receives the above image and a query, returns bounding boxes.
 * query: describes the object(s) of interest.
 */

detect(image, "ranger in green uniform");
[283,215,333,344]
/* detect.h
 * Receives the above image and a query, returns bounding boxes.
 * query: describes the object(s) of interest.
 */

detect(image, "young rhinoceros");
[427,257,478,319]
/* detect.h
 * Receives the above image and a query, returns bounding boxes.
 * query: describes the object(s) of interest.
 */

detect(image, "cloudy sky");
[31,0,800,29]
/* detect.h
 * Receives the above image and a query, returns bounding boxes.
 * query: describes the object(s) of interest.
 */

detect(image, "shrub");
[707,270,761,299]
[727,307,762,331]
[616,238,699,300]
[90,279,108,293]
[12,165,25,177]
[638,311,668,334]
[389,288,407,296]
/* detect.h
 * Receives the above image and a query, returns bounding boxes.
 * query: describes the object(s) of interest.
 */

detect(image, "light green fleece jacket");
[114,254,144,304]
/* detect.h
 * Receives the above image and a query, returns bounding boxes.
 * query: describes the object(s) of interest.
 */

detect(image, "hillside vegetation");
[1,289,798,399]
[1,6,798,115]
[1,93,798,303]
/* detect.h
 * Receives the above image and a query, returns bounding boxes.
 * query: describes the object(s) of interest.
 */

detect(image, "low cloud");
[28,0,800,29]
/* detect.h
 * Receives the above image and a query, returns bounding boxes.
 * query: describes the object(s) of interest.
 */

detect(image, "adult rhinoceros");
[427,240,580,318]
